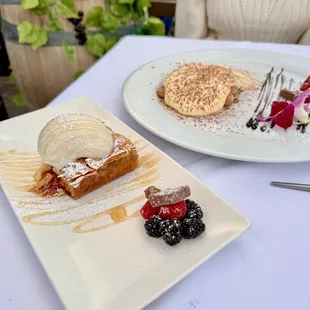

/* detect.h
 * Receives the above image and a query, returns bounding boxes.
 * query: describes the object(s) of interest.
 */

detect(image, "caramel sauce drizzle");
[0,142,161,233]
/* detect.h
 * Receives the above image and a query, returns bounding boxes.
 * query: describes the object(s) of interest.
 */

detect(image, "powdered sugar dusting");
[149,185,191,207]
[160,66,310,143]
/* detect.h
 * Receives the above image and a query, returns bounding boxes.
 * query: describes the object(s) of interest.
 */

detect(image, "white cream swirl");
[38,113,114,170]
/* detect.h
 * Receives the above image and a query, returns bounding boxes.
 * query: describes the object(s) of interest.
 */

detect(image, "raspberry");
[140,201,160,220]
[159,200,187,220]
[301,76,310,91]
[272,104,294,129]
[159,219,182,246]
[144,215,163,238]
[270,101,289,117]
[185,199,203,219]
[181,218,206,239]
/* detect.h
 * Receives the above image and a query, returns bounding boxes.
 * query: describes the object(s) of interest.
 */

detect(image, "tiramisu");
[157,63,260,116]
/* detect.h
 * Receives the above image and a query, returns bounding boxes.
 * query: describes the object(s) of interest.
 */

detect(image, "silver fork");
[270,181,310,192]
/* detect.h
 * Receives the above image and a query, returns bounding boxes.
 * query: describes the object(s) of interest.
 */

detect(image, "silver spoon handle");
[270,181,310,192]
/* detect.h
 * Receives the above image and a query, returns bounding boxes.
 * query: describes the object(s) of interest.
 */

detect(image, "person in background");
[175,0,310,45]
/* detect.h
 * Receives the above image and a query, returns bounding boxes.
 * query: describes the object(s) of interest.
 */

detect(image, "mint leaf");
[55,2,78,18]
[17,21,48,50]
[85,6,103,27]
[60,0,76,12]
[47,10,63,31]
[138,17,165,36]
[31,0,54,14]
[101,11,120,33]
[12,90,24,107]
[86,33,107,58]
[21,0,39,9]
[61,41,74,61]
[74,70,84,80]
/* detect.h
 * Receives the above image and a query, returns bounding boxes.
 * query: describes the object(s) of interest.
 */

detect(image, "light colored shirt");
[175,0,310,44]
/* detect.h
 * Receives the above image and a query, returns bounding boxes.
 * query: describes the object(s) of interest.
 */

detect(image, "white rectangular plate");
[0,98,251,310]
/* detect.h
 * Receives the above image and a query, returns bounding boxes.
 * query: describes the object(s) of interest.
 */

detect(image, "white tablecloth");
[1,36,310,310]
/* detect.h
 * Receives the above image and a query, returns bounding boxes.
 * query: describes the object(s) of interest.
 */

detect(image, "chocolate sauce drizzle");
[246,68,308,134]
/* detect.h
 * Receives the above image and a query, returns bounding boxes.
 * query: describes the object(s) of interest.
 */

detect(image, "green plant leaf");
[61,41,74,61]
[74,70,84,80]
[21,0,39,10]
[32,28,49,49]
[47,10,63,31]
[86,33,107,58]
[135,0,151,13]
[55,2,78,18]
[119,0,134,4]
[17,21,48,50]
[105,37,118,51]
[101,11,120,33]
[85,6,103,27]
[138,17,165,36]
[9,71,16,84]
[31,0,54,14]
[110,3,130,17]
[32,6,48,14]
[60,0,76,12]
[12,90,24,107]
[17,22,34,42]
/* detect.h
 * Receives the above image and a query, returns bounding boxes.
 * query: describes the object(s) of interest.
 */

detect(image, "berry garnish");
[159,219,182,246]
[144,216,163,238]
[140,201,160,220]
[185,199,203,219]
[181,218,205,239]
[272,104,294,129]
[270,101,289,117]
[159,200,187,220]
[78,11,84,17]
[301,76,310,91]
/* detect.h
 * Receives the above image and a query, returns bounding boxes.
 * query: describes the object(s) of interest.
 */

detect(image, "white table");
[1,36,310,310]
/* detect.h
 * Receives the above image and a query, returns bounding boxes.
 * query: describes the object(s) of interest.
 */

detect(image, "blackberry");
[181,218,205,239]
[159,219,182,246]
[144,215,162,238]
[185,199,203,219]
[78,11,84,17]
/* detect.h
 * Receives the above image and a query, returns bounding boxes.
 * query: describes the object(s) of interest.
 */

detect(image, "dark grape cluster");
[68,11,87,45]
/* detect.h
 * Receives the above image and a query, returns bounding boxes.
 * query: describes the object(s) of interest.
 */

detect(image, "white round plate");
[122,49,310,163]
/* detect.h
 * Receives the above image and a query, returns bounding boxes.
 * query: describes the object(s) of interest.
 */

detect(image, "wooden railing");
[150,0,176,17]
